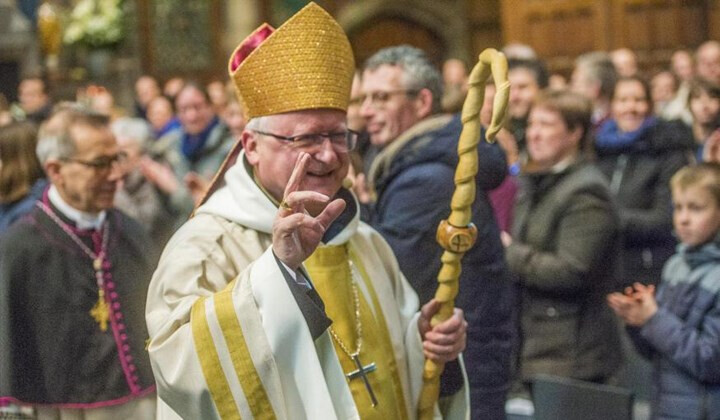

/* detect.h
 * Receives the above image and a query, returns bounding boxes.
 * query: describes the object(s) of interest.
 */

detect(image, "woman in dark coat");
[0,122,47,233]
[503,90,622,398]
[595,76,694,287]
[687,78,720,162]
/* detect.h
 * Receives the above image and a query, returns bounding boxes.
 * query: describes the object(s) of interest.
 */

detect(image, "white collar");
[48,185,107,230]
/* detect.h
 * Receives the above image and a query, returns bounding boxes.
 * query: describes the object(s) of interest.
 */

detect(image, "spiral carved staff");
[417,48,509,420]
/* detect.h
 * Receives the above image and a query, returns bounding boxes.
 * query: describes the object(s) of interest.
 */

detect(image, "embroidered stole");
[305,244,409,420]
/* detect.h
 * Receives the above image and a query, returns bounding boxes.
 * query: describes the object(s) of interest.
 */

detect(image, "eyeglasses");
[253,129,358,152]
[61,152,128,171]
[353,89,419,108]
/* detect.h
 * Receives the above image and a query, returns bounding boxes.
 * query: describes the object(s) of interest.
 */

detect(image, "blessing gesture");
[272,152,346,270]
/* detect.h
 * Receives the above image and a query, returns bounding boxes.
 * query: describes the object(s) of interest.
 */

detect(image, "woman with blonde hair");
[0,122,47,233]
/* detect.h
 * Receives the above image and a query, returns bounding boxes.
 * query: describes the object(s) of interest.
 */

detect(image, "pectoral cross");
[89,258,109,332]
[90,290,110,332]
[347,353,378,407]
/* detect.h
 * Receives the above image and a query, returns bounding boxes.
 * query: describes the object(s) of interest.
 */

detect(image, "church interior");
[3,0,719,108]
[2,1,720,419]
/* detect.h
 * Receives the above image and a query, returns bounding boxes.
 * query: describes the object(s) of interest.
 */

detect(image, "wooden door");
[348,17,445,68]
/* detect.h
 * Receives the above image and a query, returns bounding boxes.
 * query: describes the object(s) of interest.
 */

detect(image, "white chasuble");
[146,152,466,419]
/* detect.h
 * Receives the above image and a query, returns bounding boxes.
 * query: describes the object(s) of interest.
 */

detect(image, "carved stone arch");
[337,1,470,69]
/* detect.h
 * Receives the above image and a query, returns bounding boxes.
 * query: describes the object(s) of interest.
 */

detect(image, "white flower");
[63,0,125,48]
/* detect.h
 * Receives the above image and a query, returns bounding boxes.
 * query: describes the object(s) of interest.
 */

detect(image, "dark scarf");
[181,116,219,162]
[595,116,656,151]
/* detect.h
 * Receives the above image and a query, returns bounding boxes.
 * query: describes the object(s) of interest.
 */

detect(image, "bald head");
[697,41,720,84]
[611,48,638,77]
[672,49,694,82]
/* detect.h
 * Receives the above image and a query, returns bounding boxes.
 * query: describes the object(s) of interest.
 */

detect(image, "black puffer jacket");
[595,119,694,287]
[369,114,513,419]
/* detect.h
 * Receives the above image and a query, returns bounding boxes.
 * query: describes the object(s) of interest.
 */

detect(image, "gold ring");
[279,200,292,211]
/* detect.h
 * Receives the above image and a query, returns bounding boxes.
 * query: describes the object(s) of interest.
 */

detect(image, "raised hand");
[272,152,346,270]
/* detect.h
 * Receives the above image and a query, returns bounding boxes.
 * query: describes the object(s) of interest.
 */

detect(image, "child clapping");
[608,162,720,420]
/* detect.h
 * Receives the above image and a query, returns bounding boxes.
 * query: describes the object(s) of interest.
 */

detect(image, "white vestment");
[146,152,468,419]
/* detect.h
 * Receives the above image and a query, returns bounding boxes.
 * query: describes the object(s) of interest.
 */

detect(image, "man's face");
[19,79,48,114]
[611,49,638,77]
[147,97,174,131]
[243,109,350,205]
[570,66,598,101]
[207,81,227,110]
[135,76,161,107]
[508,68,540,120]
[176,87,215,135]
[672,51,694,82]
[53,124,122,213]
[650,72,677,104]
[697,44,720,84]
[360,64,425,147]
[443,59,467,87]
[222,101,246,139]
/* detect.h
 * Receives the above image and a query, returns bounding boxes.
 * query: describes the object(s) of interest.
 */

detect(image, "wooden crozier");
[417,48,509,420]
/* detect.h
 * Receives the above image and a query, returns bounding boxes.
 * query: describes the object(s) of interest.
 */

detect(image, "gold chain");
[328,260,363,358]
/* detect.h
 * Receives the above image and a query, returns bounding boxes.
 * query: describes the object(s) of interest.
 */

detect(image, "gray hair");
[575,51,618,99]
[244,116,266,132]
[111,117,153,151]
[36,104,109,164]
[363,45,443,114]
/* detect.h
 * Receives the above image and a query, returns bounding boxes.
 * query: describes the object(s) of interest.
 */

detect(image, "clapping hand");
[272,152,346,270]
[607,282,658,327]
[346,165,372,204]
[703,129,720,163]
[184,172,210,206]
[139,157,180,195]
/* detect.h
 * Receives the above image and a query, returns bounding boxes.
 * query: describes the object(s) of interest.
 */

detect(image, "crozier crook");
[417,48,509,420]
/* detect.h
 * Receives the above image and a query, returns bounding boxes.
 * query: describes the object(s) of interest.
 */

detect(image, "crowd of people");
[1,3,719,419]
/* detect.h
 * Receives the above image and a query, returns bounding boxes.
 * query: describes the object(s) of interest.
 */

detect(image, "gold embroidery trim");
[215,281,276,420]
[191,296,239,419]
[350,249,410,420]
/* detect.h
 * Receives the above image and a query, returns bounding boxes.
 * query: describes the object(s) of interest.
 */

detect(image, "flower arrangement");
[64,0,125,49]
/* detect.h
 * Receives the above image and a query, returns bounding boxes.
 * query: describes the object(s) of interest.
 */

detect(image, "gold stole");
[305,245,409,420]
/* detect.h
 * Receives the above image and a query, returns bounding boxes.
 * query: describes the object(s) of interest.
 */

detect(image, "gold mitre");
[228,2,355,119]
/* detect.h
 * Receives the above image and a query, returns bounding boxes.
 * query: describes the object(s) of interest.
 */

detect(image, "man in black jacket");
[359,45,514,419]
[0,106,156,418]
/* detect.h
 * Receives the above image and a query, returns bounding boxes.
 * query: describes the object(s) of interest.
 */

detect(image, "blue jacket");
[368,114,513,419]
[0,179,47,235]
[629,234,720,420]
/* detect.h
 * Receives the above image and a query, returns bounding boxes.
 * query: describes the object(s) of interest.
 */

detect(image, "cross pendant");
[346,353,378,407]
[90,291,110,332]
